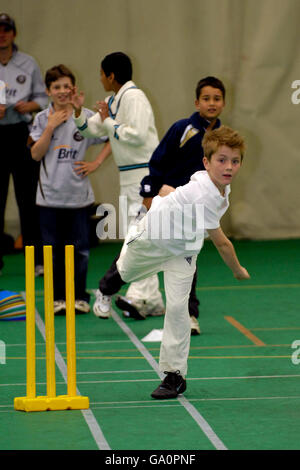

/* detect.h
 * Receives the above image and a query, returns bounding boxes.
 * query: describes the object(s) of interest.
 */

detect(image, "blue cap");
[0,13,16,33]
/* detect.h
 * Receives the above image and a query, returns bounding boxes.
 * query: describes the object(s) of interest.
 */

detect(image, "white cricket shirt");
[146,170,231,256]
[73,81,159,186]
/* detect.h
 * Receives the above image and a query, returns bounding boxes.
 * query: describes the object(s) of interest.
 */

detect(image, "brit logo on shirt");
[16,75,26,84]
[55,145,78,160]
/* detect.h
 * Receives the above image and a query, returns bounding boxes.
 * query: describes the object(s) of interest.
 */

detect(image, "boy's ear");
[202,156,210,170]
[195,99,200,111]
[108,72,115,84]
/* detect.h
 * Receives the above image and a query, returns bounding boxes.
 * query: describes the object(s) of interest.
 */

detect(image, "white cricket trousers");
[117,224,197,377]
[120,182,163,307]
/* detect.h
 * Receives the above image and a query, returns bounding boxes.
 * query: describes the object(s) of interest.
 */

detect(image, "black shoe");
[151,371,186,399]
[115,295,146,320]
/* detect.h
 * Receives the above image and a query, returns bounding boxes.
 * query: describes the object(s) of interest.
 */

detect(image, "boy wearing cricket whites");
[91,125,250,399]
[117,76,226,334]
[71,52,164,319]
[29,65,108,315]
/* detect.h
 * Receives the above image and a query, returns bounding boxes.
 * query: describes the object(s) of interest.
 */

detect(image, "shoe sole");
[147,310,165,317]
[93,304,110,319]
[93,309,110,319]
[151,392,178,399]
[115,296,146,320]
[151,388,186,400]
[151,380,187,399]
[191,328,201,335]
[54,309,66,316]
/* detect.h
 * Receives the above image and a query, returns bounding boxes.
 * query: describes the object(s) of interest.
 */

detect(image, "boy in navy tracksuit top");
[116,77,226,334]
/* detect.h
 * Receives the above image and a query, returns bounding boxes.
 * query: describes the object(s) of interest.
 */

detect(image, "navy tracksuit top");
[140,112,221,198]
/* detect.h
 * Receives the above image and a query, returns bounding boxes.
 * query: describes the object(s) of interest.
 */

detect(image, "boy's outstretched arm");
[207,227,250,280]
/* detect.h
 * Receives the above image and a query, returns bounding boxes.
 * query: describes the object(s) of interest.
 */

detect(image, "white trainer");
[190,315,201,335]
[93,289,111,319]
[75,300,90,314]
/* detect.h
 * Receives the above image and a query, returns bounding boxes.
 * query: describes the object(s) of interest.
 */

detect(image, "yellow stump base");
[14,395,89,412]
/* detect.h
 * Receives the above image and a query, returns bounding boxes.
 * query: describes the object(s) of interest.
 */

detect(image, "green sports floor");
[1,238,300,451]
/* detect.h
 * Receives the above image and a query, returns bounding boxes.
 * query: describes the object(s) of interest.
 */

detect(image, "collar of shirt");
[107,80,137,108]
[191,170,231,199]
[190,112,221,131]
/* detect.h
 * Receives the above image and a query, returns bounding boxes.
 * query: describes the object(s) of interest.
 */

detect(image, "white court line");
[20,292,110,451]
[3,373,300,388]
[90,395,300,410]
[5,339,131,347]
[77,369,154,375]
[89,395,300,406]
[108,304,227,451]
[2,394,300,412]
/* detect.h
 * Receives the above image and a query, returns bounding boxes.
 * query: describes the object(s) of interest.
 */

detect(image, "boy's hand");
[233,266,250,280]
[47,107,68,130]
[158,184,176,197]
[14,101,33,114]
[96,100,109,121]
[69,86,85,115]
[74,160,99,177]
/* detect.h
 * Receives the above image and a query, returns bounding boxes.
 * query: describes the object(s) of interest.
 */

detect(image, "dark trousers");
[0,122,42,269]
[100,255,200,318]
[39,206,91,302]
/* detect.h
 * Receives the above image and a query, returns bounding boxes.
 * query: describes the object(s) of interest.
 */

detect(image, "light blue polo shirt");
[0,48,48,125]
[30,104,107,208]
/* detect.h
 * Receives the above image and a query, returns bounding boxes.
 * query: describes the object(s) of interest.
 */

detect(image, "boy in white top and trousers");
[91,125,250,399]
[71,52,164,319]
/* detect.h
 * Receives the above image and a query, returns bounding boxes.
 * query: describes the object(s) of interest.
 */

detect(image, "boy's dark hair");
[196,76,226,100]
[45,64,75,89]
[101,52,132,85]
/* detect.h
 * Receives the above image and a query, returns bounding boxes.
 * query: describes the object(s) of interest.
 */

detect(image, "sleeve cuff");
[73,108,87,129]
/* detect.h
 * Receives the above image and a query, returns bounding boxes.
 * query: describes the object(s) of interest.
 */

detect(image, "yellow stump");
[25,246,36,399]
[65,245,77,397]
[44,246,56,398]
[14,245,89,412]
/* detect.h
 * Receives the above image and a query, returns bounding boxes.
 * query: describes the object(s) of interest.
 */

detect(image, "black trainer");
[115,295,146,320]
[151,371,186,399]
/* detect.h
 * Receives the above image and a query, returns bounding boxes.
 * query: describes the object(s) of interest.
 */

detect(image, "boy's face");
[100,68,114,92]
[47,76,73,107]
[203,145,241,193]
[195,86,225,121]
[0,25,15,50]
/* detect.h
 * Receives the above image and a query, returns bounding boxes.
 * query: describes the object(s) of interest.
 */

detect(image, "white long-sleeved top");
[73,80,159,186]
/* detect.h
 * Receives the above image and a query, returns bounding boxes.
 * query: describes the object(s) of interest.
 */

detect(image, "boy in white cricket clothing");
[70,52,165,319]
[29,64,108,315]
[91,125,250,399]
